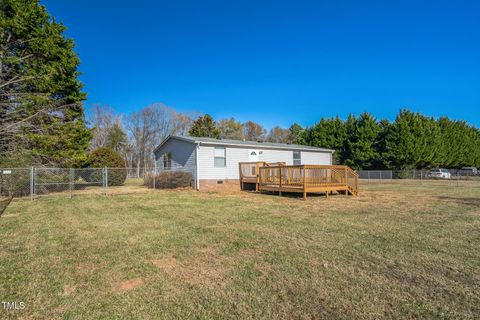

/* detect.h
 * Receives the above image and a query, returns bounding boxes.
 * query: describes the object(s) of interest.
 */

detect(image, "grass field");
[1,181,479,319]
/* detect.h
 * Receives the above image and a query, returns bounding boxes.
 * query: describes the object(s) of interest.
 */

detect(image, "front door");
[248,149,259,162]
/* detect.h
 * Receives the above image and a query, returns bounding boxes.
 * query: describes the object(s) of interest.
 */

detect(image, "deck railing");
[239,162,286,191]
[258,165,359,195]
[239,162,265,179]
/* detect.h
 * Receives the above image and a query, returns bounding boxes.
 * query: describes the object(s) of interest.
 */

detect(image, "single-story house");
[154,135,335,190]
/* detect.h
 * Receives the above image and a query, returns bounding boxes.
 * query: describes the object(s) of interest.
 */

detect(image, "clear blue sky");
[42,0,480,129]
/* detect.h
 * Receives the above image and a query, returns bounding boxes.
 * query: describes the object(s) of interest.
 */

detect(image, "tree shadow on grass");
[437,196,480,207]
[0,197,13,216]
[259,191,340,200]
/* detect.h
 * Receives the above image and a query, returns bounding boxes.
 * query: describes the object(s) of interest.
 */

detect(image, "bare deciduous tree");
[243,121,266,142]
[88,105,124,151]
[266,126,291,143]
[218,118,245,140]
[124,103,192,175]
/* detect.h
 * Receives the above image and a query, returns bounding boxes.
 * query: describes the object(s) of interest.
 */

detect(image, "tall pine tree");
[343,113,381,170]
[188,114,220,138]
[0,0,91,166]
[303,117,347,163]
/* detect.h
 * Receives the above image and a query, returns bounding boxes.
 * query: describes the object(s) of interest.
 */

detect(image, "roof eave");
[154,135,335,153]
[153,135,196,153]
[196,140,335,153]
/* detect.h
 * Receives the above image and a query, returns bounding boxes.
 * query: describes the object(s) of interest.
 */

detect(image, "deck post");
[239,164,243,191]
[279,166,282,196]
[303,165,307,200]
[255,162,259,191]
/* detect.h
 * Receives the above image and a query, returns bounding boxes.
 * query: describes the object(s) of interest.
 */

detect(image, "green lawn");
[1,181,479,319]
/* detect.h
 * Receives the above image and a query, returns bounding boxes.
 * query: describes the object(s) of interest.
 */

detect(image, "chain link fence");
[0,167,159,200]
[358,169,480,182]
[0,168,31,199]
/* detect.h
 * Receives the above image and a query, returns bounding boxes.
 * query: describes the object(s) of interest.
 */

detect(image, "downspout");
[195,143,200,190]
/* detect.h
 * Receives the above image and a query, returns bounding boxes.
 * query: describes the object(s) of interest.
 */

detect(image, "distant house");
[154,135,334,190]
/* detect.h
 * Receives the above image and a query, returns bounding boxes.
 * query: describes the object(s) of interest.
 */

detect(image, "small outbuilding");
[154,135,334,190]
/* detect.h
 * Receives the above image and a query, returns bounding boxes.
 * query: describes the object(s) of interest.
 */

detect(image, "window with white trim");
[163,152,172,169]
[214,147,226,167]
[293,151,301,165]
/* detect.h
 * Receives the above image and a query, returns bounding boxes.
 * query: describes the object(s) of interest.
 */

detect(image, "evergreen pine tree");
[344,113,381,170]
[188,114,220,138]
[1,0,92,167]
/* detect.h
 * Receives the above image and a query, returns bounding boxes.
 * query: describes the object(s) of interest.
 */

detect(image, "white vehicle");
[427,168,451,179]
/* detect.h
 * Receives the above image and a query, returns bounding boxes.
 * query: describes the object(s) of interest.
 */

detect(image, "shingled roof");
[155,135,335,153]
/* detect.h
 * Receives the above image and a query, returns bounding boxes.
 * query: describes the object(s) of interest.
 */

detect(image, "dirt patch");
[76,260,107,276]
[113,277,145,293]
[151,256,179,270]
[64,285,76,295]
[181,247,224,286]
[151,247,226,288]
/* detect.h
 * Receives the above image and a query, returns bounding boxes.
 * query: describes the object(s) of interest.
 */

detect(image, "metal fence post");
[30,166,34,201]
[103,167,108,195]
[69,168,74,199]
[153,162,156,190]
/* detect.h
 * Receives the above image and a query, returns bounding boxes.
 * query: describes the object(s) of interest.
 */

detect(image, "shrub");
[144,172,193,189]
[85,148,127,186]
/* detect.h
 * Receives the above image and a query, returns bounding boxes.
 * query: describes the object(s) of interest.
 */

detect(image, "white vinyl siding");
[197,145,332,180]
[301,151,332,165]
[198,145,249,180]
[258,149,294,164]
[259,149,331,166]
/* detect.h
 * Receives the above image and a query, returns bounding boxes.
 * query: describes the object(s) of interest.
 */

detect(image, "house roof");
[154,135,335,153]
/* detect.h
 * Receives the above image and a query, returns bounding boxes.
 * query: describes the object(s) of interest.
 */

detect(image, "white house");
[153,135,334,190]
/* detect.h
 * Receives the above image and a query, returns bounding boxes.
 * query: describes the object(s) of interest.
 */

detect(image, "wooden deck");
[239,162,286,191]
[239,162,359,199]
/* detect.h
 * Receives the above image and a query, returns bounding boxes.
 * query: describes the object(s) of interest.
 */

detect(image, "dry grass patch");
[112,277,145,293]
[151,256,179,270]
[151,247,227,288]
[0,180,479,319]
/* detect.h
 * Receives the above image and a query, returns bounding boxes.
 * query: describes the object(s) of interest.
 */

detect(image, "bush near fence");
[88,148,127,186]
[83,168,126,186]
[144,172,193,189]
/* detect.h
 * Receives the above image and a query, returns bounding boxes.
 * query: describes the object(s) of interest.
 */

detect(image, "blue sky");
[42,0,480,129]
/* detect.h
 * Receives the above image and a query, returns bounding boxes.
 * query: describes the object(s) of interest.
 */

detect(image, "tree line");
[187,114,303,144]
[300,110,480,170]
[87,106,302,171]
[2,0,479,172]
[186,110,480,170]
